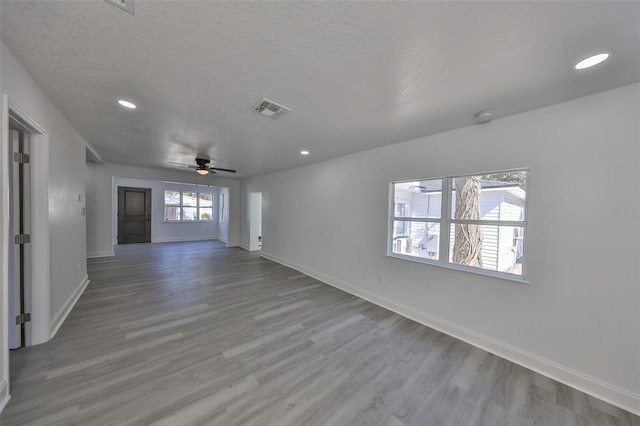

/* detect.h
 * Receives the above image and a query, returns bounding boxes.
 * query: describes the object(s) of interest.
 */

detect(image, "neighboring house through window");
[389,169,528,280]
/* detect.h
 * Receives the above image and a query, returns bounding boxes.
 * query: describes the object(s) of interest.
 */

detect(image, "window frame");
[219,192,225,224]
[163,189,215,222]
[387,168,529,283]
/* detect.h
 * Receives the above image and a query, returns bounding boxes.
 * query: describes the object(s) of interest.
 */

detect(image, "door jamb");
[248,192,262,251]
[1,96,50,363]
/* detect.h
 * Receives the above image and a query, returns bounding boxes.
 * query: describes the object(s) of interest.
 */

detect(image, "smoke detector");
[253,98,290,119]
[475,110,493,125]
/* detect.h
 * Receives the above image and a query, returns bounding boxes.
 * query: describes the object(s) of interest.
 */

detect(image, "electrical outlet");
[76,260,80,271]
[377,272,384,283]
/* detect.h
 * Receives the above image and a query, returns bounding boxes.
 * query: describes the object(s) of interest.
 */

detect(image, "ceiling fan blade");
[169,160,235,173]
[208,166,237,173]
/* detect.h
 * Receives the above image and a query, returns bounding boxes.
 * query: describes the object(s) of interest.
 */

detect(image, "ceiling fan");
[170,158,237,175]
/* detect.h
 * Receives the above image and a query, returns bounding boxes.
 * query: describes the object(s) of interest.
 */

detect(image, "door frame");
[249,192,262,251]
[1,98,51,366]
[8,128,33,349]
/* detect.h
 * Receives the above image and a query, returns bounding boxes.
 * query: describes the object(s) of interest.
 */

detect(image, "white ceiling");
[1,1,639,178]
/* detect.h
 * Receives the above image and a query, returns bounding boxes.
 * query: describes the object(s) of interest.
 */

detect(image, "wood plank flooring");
[2,241,638,425]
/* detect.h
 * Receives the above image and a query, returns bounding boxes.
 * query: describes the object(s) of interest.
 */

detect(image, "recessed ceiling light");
[575,53,610,70]
[118,100,136,109]
[300,150,310,156]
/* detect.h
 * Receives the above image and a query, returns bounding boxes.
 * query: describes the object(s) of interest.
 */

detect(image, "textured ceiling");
[1,1,639,178]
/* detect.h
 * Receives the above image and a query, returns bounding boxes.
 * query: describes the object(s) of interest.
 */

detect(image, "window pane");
[394,179,442,219]
[164,191,180,205]
[394,202,407,218]
[199,208,213,221]
[199,193,213,207]
[449,224,524,276]
[183,192,198,207]
[451,171,527,221]
[392,221,440,260]
[164,207,181,221]
[182,207,197,221]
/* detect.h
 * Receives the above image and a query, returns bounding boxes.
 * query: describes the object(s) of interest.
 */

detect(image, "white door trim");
[1,96,50,354]
[248,192,262,251]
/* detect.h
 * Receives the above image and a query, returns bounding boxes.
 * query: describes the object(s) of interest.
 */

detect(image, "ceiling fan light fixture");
[196,167,209,175]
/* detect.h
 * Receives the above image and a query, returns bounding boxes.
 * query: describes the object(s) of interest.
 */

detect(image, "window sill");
[385,252,529,284]
[162,220,216,224]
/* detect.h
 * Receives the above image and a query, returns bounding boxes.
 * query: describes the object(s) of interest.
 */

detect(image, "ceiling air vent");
[253,98,290,120]
[104,0,134,15]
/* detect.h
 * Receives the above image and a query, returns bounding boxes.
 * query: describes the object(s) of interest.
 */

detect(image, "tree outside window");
[390,170,528,280]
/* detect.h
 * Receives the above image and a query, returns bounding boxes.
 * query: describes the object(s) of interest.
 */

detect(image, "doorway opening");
[2,98,51,409]
[117,186,151,244]
[249,192,262,251]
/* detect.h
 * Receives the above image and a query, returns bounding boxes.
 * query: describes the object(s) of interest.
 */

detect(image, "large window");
[389,169,528,280]
[164,190,214,221]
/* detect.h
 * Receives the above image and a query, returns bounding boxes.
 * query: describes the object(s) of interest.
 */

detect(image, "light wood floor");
[2,241,638,425]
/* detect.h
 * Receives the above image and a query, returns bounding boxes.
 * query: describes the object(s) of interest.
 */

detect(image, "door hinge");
[14,234,31,244]
[16,313,31,325]
[13,152,30,164]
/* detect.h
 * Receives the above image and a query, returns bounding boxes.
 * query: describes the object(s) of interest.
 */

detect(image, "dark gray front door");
[118,187,151,244]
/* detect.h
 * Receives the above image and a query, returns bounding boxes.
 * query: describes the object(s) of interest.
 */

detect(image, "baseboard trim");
[152,237,218,243]
[260,251,640,416]
[87,250,114,258]
[50,275,90,339]
[0,379,9,413]
[239,244,250,251]
[214,237,240,249]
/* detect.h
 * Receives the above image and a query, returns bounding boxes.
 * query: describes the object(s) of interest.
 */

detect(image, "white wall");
[86,162,241,257]
[0,26,7,412]
[1,42,88,331]
[241,83,640,413]
[217,187,230,244]
[113,176,221,244]
[85,162,103,256]
[248,192,262,251]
